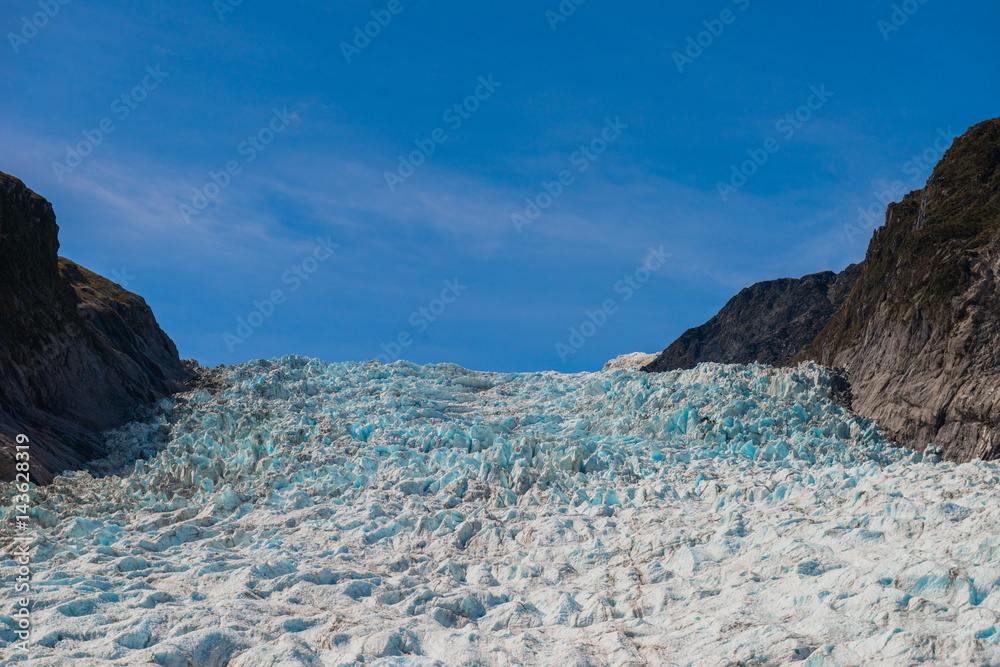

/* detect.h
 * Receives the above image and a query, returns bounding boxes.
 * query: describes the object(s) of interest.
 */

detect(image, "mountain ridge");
[642,264,861,372]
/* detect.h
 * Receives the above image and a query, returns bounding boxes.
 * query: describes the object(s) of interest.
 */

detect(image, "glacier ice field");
[3,358,1000,666]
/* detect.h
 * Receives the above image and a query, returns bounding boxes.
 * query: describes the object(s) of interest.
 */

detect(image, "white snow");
[602,353,658,372]
[2,358,1000,666]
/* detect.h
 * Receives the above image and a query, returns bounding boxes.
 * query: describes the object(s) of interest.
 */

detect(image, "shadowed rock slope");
[0,171,190,483]
[796,117,1000,462]
[642,265,861,372]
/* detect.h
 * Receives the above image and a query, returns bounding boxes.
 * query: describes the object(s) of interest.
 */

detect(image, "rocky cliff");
[796,117,1000,462]
[0,171,190,483]
[642,265,861,372]
[643,116,1000,462]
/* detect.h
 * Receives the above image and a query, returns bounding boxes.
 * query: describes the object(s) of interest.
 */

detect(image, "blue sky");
[2,0,998,372]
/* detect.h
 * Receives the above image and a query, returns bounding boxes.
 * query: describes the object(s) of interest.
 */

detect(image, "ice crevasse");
[2,358,999,666]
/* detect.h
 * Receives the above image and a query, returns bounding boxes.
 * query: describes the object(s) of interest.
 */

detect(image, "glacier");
[2,358,1000,666]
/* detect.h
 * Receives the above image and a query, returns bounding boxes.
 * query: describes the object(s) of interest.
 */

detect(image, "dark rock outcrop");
[0,171,189,483]
[642,264,861,372]
[796,117,1000,462]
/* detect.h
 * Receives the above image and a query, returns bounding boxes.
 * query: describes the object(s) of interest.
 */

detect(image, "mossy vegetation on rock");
[795,117,1000,461]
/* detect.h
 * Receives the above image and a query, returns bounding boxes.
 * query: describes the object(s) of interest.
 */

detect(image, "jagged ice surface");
[3,359,1000,666]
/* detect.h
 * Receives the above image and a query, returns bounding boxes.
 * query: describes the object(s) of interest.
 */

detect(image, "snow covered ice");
[3,358,1000,666]
[602,353,657,372]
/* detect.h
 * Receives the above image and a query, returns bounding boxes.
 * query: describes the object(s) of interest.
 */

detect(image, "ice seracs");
[2,358,999,666]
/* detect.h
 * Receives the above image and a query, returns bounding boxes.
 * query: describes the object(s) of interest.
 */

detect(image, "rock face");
[642,264,861,372]
[796,118,1000,462]
[0,171,189,483]
[643,116,1000,462]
